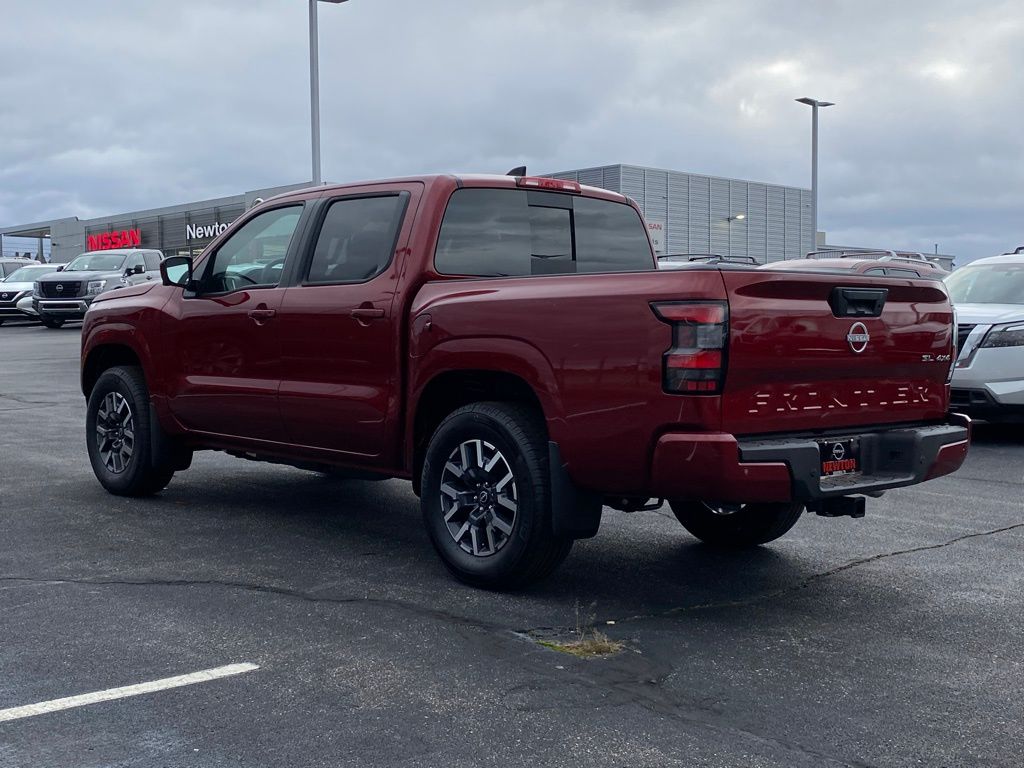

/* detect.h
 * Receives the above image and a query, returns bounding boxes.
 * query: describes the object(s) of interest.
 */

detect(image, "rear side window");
[434,188,652,277]
[571,196,652,273]
[306,195,407,284]
[143,252,162,271]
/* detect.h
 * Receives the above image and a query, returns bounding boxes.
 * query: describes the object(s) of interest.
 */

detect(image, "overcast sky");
[1,0,1021,260]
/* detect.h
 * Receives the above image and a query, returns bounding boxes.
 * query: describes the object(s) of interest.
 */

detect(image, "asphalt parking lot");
[1,321,1022,768]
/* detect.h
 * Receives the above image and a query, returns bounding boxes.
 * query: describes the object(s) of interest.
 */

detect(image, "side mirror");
[56,265,65,272]
[160,256,194,288]
[133,264,145,275]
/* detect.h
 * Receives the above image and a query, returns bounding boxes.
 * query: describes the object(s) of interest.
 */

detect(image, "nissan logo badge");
[847,322,870,354]
[56,284,64,293]
[0,293,7,300]
[831,442,846,461]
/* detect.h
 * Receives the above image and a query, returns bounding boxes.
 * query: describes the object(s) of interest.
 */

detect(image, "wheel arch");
[410,368,550,495]
[81,342,144,399]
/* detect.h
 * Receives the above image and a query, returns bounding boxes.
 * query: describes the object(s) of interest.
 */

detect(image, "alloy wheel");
[439,439,518,557]
[95,391,135,474]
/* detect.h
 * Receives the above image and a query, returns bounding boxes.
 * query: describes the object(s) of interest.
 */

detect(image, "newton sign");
[186,222,231,240]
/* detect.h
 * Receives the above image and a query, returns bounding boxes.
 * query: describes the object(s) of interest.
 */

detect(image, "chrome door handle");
[248,308,277,325]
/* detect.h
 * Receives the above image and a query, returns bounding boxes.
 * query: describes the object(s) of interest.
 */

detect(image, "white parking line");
[0,662,259,724]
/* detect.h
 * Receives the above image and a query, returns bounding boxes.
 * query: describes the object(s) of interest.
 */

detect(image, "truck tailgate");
[720,270,954,435]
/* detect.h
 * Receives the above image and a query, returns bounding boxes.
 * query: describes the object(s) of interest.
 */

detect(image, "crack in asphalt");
[0,575,508,635]
[611,520,1024,623]
[0,393,60,406]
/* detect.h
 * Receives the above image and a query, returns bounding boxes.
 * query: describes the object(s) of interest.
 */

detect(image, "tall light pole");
[795,97,834,249]
[309,0,348,186]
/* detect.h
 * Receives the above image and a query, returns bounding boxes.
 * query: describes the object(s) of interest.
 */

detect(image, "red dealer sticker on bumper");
[819,438,861,477]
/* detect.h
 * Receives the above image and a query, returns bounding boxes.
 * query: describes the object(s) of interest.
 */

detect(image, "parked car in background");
[0,264,60,324]
[762,250,948,279]
[33,249,163,328]
[0,257,37,279]
[658,254,759,269]
[946,249,1024,421]
[79,174,968,588]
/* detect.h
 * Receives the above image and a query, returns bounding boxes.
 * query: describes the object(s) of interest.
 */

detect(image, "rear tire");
[669,500,803,547]
[86,366,176,496]
[40,317,65,328]
[421,402,572,589]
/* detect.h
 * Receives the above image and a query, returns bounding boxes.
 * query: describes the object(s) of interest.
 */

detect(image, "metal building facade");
[550,164,813,263]
[0,182,309,264]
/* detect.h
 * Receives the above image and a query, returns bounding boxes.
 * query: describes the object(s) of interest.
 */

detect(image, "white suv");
[946,249,1024,421]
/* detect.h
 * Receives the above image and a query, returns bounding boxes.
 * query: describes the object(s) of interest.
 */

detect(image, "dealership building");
[0,163,952,268]
[0,182,310,265]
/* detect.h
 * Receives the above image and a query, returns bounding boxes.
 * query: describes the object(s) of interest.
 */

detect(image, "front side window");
[305,195,406,284]
[125,253,146,273]
[199,205,302,293]
[434,188,652,277]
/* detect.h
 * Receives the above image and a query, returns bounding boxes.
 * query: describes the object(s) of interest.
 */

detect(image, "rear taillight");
[651,301,728,394]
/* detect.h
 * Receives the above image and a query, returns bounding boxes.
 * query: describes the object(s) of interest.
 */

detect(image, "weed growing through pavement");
[536,600,624,658]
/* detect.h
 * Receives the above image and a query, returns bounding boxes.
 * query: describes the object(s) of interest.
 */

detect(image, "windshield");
[945,264,1024,305]
[64,253,127,272]
[3,266,58,282]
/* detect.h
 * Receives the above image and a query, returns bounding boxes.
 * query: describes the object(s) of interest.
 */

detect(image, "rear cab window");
[304,194,408,284]
[434,188,652,277]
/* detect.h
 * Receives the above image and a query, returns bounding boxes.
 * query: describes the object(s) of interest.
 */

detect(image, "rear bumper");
[649,414,971,503]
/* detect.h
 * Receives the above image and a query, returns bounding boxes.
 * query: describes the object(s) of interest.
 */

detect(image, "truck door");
[276,186,418,465]
[164,203,306,442]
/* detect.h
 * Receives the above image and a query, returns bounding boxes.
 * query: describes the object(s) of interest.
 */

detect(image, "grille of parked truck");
[79,174,970,588]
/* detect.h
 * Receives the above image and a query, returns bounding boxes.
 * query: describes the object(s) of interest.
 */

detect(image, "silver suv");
[946,249,1024,421]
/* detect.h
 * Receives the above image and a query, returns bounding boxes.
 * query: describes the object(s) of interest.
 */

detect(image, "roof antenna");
[506,166,526,176]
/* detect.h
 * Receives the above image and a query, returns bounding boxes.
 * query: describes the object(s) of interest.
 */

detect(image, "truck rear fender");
[408,339,601,538]
[407,336,566,470]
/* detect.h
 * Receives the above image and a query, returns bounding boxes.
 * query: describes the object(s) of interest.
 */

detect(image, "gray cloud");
[1,0,1022,260]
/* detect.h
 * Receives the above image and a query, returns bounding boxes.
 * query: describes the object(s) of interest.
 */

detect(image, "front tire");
[669,500,804,547]
[40,316,65,328]
[86,366,176,496]
[421,402,572,589]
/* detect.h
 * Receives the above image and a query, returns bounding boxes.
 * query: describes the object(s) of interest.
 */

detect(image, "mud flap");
[549,442,602,539]
[150,406,192,471]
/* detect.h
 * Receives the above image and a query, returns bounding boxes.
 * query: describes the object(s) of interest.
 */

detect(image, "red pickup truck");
[81,174,970,588]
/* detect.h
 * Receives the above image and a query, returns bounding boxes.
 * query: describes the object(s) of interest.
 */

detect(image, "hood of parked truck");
[953,303,1024,325]
[89,281,157,304]
[0,280,37,296]
[38,269,124,284]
